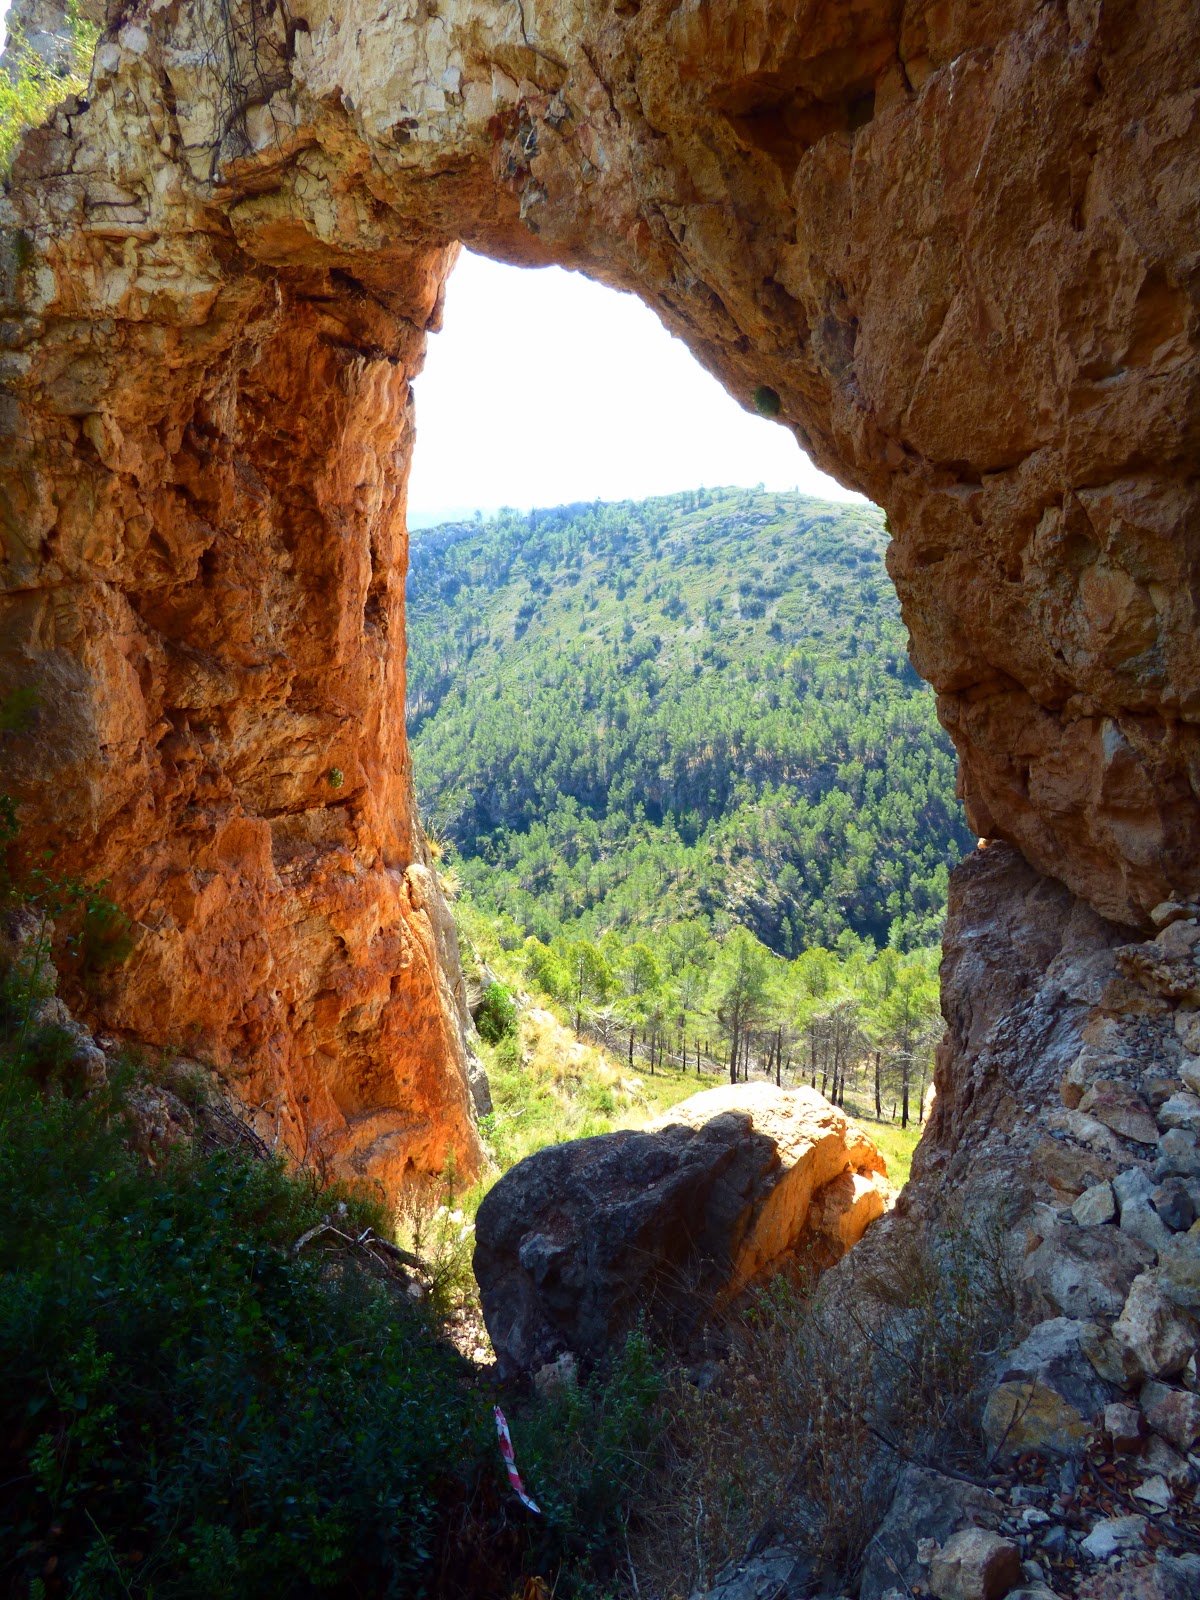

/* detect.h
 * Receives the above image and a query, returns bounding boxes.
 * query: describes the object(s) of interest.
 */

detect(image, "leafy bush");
[512,1327,665,1588]
[475,981,518,1044]
[0,1022,487,1597]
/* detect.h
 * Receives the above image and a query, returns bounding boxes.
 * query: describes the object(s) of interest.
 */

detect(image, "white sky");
[406,251,863,522]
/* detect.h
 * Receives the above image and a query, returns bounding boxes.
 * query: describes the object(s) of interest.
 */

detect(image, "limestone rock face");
[1,0,1199,1179]
[472,1084,892,1377]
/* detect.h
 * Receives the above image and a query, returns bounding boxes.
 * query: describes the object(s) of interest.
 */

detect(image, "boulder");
[1115,1167,1156,1210]
[1151,1179,1195,1233]
[1121,1198,1176,1257]
[928,1529,1022,1600]
[473,1085,892,1375]
[858,1467,1004,1600]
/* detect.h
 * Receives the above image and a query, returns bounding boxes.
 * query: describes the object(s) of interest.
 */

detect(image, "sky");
[406,251,863,524]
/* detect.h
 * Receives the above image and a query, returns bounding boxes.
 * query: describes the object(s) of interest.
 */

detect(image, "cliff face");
[1,0,1196,1186]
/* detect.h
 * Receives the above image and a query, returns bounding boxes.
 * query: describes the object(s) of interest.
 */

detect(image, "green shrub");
[512,1327,665,1589]
[0,1043,488,1597]
[476,981,518,1044]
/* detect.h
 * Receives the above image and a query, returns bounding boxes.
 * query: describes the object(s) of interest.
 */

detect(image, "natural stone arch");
[1,0,1197,1189]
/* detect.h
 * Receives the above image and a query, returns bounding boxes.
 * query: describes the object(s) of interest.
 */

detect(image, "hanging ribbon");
[494,1405,542,1514]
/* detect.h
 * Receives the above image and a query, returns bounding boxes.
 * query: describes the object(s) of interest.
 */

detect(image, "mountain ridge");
[406,488,974,955]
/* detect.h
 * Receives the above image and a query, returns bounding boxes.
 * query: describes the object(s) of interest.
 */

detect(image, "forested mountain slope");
[406,489,974,955]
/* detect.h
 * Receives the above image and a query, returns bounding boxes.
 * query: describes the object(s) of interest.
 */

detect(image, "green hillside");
[406,488,973,956]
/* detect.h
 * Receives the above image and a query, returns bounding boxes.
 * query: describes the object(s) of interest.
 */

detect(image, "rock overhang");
[1,0,1199,1186]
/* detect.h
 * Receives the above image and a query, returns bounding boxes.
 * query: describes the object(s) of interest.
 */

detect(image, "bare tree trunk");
[774,1024,783,1087]
[729,1023,739,1085]
[873,1050,882,1119]
[629,1028,635,1071]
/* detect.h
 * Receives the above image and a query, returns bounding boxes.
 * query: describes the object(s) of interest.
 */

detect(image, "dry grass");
[631,1214,1021,1597]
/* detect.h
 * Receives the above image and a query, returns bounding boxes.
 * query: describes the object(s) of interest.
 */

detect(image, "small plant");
[0,3,98,174]
[476,980,519,1044]
[753,384,782,418]
[327,765,344,788]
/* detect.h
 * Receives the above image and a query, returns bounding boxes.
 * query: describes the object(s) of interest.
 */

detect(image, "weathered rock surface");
[858,1466,1004,1600]
[1,0,1199,1186]
[473,1084,892,1376]
[983,1318,1114,1459]
[927,1528,1022,1600]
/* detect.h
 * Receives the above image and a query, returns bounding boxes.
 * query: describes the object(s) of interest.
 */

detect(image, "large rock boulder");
[473,1084,893,1377]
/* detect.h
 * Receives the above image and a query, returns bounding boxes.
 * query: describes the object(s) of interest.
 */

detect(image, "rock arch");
[1,0,1197,1189]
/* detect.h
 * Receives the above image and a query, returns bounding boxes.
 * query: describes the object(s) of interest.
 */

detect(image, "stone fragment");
[1177,1011,1200,1054]
[1077,1083,1156,1146]
[1121,1197,1175,1256]
[1151,1179,1195,1233]
[1140,1380,1200,1452]
[474,1084,892,1375]
[1104,1401,1145,1452]
[1142,1076,1184,1110]
[1047,1107,1122,1157]
[983,1320,1112,1459]
[1156,1129,1200,1179]
[1081,1320,1144,1388]
[1151,903,1198,929]
[1140,1432,1194,1491]
[1131,1473,1172,1512]
[1154,920,1200,958]
[857,1468,1003,1600]
[1156,1230,1200,1311]
[1031,1137,1115,1200]
[1072,1182,1116,1227]
[1180,1059,1200,1095]
[1079,1514,1146,1560]
[928,1529,1022,1600]
[1023,1224,1152,1319]
[1115,1166,1156,1209]
[690,1546,814,1600]
[1157,1092,1200,1134]
[1113,1273,1200,1379]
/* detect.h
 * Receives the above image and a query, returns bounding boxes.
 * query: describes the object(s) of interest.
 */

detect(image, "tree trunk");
[774,1024,783,1087]
[873,1050,882,1119]
[629,1028,635,1070]
[729,1024,738,1085]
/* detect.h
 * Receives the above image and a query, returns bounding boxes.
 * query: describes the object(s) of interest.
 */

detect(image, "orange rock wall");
[1,0,1198,1183]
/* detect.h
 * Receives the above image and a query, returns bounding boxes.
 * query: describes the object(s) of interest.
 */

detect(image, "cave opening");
[401,248,966,1176]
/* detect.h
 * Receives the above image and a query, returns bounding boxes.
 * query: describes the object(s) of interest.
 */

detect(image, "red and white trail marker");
[494,1405,542,1514]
